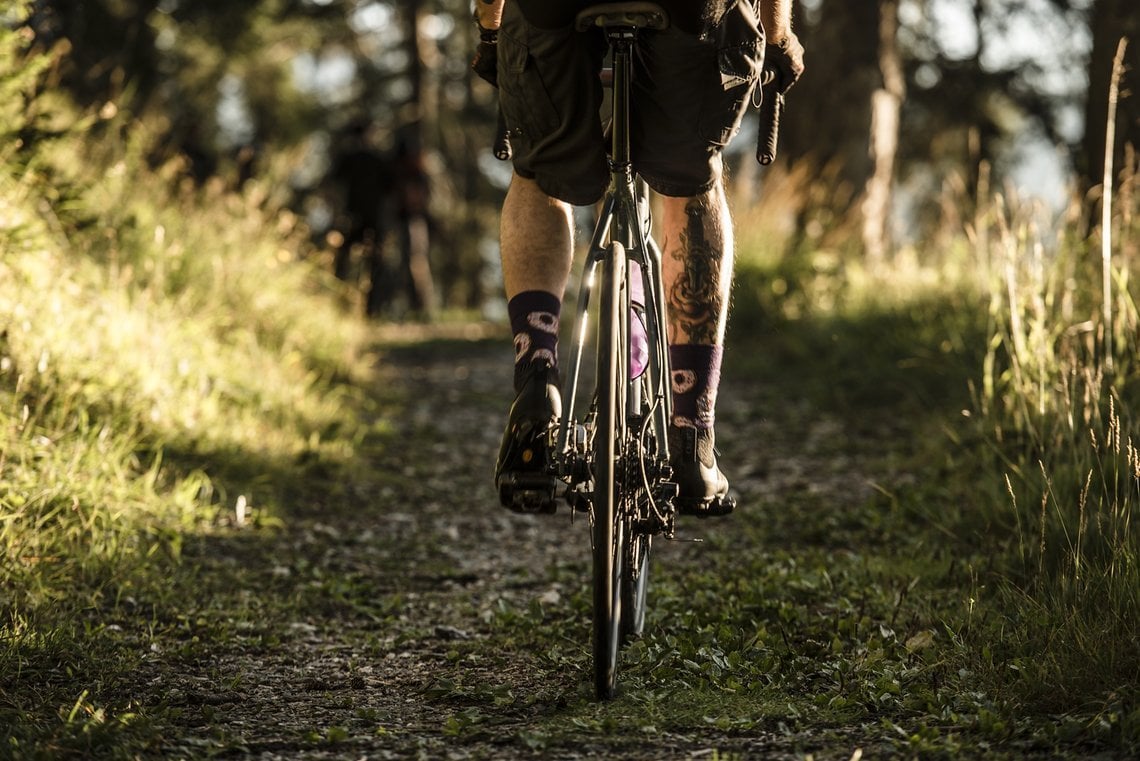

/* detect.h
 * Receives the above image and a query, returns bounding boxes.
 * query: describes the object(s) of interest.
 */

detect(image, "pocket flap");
[718,43,761,90]
[499,33,530,75]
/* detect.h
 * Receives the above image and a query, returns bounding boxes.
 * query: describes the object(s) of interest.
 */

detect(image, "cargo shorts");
[497,0,765,206]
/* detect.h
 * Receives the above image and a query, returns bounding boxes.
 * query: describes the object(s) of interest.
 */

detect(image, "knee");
[660,181,724,220]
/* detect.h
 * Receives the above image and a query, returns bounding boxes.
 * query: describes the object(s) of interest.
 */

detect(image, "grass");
[415,176,1138,755]
[963,185,1139,732]
[1,14,373,755]
[728,163,1140,751]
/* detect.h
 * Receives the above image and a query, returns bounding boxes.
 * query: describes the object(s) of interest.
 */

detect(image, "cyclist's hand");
[471,30,498,88]
[764,31,804,94]
[471,0,503,88]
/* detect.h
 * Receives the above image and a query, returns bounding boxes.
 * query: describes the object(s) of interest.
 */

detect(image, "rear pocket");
[498,31,562,145]
[698,0,763,146]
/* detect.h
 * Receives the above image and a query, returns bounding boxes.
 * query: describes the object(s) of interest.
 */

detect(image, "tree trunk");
[403,0,425,132]
[779,0,884,255]
[861,0,904,265]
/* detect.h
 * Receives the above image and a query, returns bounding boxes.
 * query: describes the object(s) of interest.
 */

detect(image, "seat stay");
[556,186,671,469]
[629,197,672,456]
[554,189,622,467]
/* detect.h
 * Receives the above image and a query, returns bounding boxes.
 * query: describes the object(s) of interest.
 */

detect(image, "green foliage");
[967,180,1140,730]
[0,6,50,151]
[729,163,1140,753]
[0,9,371,752]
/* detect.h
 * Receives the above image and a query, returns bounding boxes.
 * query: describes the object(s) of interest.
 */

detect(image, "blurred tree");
[897,0,1090,213]
[28,0,1114,292]
[782,0,1093,250]
[777,0,903,259]
[28,0,163,109]
[863,0,904,264]
[27,0,504,315]
[781,0,881,219]
[1082,0,1138,190]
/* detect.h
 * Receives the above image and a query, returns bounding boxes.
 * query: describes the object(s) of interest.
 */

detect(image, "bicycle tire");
[592,241,627,700]
[620,298,653,642]
[621,531,650,641]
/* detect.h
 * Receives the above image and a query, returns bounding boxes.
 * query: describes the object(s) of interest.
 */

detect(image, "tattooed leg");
[660,176,733,346]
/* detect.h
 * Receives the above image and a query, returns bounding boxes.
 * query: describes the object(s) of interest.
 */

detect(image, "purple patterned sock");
[508,290,561,390]
[669,344,723,429]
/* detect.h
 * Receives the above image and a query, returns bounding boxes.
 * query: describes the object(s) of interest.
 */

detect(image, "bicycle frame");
[501,3,680,700]
[553,28,673,487]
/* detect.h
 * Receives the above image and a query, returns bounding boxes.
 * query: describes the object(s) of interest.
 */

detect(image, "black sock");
[508,290,561,391]
[669,344,723,429]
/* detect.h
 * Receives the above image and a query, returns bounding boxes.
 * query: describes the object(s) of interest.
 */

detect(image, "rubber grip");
[493,108,512,161]
[756,88,784,166]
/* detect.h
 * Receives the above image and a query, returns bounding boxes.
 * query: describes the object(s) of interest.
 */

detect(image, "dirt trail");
[149,327,885,760]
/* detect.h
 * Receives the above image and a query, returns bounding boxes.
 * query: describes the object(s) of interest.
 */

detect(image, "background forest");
[2,0,1139,757]
[19,0,1139,311]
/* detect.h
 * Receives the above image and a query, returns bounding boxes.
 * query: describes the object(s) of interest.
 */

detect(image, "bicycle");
[495,1,784,700]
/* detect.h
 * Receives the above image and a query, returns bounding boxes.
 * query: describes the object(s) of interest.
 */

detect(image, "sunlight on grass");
[966,169,1138,719]
[1,15,375,751]
[731,155,1140,744]
[2,2,1137,753]
[0,151,369,586]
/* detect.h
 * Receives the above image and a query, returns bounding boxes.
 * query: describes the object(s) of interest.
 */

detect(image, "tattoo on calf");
[668,199,723,344]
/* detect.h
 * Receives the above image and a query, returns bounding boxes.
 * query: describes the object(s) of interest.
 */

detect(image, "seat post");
[574,2,668,175]
[609,30,635,171]
[606,28,639,255]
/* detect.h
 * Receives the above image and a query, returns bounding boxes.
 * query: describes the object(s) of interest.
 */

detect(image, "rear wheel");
[620,532,650,641]
[592,242,627,700]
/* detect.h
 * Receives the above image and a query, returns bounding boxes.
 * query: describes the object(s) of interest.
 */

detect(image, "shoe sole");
[497,472,559,514]
[675,494,736,518]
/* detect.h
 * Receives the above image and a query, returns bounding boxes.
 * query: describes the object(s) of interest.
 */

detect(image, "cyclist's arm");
[760,0,793,44]
[475,0,505,31]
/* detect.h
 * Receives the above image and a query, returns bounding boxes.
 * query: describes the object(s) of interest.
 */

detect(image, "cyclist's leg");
[658,173,735,515]
[628,4,764,515]
[631,3,760,350]
[497,1,606,387]
[659,173,733,349]
[499,174,572,389]
[494,2,607,508]
[494,177,570,510]
[659,174,732,434]
[500,174,573,304]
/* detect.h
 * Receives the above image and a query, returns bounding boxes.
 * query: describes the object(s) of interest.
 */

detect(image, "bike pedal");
[499,473,559,514]
[676,493,736,518]
[511,491,558,514]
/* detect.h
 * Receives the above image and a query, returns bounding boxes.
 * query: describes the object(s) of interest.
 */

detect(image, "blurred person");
[329,119,392,317]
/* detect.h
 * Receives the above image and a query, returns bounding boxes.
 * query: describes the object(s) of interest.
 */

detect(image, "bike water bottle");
[629,260,648,379]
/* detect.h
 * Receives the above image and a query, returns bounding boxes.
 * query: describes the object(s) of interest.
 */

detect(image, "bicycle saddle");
[575,2,669,32]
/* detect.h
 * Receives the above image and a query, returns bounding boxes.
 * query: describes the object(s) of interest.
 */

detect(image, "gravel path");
[146,326,884,760]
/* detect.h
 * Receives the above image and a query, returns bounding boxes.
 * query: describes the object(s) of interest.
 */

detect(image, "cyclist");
[477,0,804,516]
